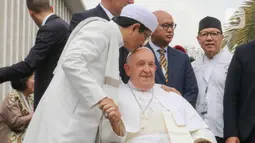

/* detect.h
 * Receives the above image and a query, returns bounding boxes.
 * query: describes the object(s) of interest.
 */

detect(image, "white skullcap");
[120,4,158,32]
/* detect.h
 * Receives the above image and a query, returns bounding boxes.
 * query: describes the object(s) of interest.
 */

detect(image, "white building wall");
[0,0,85,102]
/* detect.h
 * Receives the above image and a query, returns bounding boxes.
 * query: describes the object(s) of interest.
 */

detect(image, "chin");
[165,38,172,43]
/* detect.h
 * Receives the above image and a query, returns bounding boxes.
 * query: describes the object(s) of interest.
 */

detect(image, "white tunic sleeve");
[61,20,110,108]
[191,129,217,143]
[100,118,126,143]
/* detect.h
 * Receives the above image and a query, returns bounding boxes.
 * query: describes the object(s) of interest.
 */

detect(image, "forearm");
[111,120,125,137]
[192,129,217,143]
[0,62,34,83]
[8,115,31,131]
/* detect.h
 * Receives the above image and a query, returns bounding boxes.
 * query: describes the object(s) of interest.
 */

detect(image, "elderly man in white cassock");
[118,47,217,143]
[23,4,158,143]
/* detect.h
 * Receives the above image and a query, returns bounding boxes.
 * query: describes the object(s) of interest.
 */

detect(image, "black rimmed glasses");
[199,31,222,39]
[161,23,177,31]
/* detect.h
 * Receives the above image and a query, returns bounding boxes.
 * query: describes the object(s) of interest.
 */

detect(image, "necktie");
[158,49,168,83]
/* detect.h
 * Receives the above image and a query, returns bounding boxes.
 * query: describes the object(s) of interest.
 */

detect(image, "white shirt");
[192,48,233,138]
[41,13,55,26]
[100,3,114,20]
[149,41,168,75]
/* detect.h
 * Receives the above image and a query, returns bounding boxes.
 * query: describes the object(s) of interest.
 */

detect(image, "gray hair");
[126,47,153,64]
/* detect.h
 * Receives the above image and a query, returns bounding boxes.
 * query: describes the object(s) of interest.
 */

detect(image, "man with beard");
[146,10,198,107]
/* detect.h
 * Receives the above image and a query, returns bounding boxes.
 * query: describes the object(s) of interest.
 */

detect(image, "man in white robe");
[192,16,233,143]
[118,47,217,143]
[23,4,158,143]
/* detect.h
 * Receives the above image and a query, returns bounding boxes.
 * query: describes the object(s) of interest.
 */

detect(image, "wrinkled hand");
[161,85,181,95]
[225,137,240,143]
[28,112,33,118]
[98,98,121,124]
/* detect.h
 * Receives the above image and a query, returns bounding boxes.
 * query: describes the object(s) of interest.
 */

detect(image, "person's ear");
[197,35,201,43]
[129,23,141,34]
[28,10,34,17]
[50,6,54,13]
[124,63,131,76]
[154,65,157,71]
[220,34,224,40]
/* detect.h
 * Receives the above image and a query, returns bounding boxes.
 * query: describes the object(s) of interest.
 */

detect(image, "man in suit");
[0,0,69,109]
[224,40,255,143]
[70,0,134,84]
[146,10,198,107]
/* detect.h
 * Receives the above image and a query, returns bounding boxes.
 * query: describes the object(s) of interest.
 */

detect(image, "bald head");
[101,0,134,16]
[153,10,173,23]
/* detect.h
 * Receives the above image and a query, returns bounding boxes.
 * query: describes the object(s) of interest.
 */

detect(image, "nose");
[166,27,173,33]
[143,64,151,72]
[206,34,213,41]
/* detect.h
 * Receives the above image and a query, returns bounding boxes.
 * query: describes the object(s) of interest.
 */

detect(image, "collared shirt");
[192,48,233,138]
[41,13,55,26]
[149,41,168,75]
[100,3,114,20]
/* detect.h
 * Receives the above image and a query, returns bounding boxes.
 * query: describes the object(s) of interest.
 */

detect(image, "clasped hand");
[98,97,121,124]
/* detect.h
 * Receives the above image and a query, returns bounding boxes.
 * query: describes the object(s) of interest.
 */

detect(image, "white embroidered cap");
[120,4,158,32]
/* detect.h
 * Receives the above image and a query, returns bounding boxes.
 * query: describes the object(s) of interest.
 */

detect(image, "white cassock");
[23,17,125,143]
[192,48,233,138]
[118,81,217,143]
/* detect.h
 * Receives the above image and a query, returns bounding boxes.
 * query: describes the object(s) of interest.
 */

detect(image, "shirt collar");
[203,48,223,61]
[109,21,124,47]
[41,13,54,26]
[128,80,153,92]
[149,41,168,53]
[100,3,114,20]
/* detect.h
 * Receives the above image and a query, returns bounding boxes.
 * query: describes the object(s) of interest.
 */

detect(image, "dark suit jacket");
[0,14,69,109]
[70,4,130,83]
[224,40,255,142]
[146,43,198,107]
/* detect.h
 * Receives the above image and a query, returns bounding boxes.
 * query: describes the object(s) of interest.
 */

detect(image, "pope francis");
[118,47,217,143]
[23,4,158,143]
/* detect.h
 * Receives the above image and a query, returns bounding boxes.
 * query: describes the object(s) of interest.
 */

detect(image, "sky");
[83,0,244,49]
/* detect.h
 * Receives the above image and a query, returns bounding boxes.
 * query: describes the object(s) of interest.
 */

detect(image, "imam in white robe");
[23,17,125,143]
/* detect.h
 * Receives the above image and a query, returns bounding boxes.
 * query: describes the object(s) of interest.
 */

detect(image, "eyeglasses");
[199,31,222,39]
[161,23,177,31]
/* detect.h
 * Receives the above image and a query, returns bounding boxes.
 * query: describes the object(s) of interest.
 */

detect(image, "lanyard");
[202,49,224,94]
[200,49,224,115]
